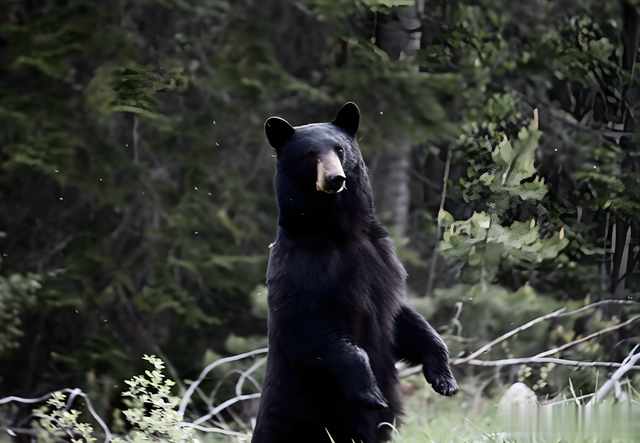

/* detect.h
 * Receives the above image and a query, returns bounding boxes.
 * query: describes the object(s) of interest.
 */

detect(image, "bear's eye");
[335,146,344,155]
[306,152,315,158]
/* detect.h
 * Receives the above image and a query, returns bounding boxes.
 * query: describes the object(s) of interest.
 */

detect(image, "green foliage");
[326,41,456,152]
[115,355,196,443]
[0,0,464,395]
[0,0,276,391]
[440,210,568,284]
[2,0,640,433]
[516,362,557,391]
[34,392,97,443]
[439,124,568,285]
[0,254,40,355]
[302,0,413,18]
[224,333,268,355]
[87,61,181,119]
[35,356,197,443]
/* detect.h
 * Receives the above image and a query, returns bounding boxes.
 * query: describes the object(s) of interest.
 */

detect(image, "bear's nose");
[327,174,346,191]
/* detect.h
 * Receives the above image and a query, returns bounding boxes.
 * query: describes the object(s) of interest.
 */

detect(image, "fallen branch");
[587,344,640,405]
[209,368,262,406]
[451,299,640,365]
[462,357,640,370]
[399,356,640,378]
[236,357,267,397]
[556,300,640,317]
[451,308,567,365]
[176,422,251,438]
[192,393,262,426]
[0,388,111,443]
[532,315,640,359]
[547,392,595,405]
[178,347,268,414]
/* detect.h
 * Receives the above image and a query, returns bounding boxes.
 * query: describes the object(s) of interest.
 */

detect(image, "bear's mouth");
[316,156,346,194]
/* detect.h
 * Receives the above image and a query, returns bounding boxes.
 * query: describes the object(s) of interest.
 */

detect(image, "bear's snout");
[316,151,346,194]
[326,174,346,191]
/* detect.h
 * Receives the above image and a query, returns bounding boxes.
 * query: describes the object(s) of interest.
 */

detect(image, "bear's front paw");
[427,374,458,396]
[350,386,389,410]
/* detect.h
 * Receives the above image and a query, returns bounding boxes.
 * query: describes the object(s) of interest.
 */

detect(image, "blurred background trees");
[1,0,639,436]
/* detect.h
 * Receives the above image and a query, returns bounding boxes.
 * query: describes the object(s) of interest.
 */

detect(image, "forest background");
[1,0,640,440]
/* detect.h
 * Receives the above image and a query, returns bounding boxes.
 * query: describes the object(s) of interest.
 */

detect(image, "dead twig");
[177,422,251,438]
[533,315,640,359]
[0,388,111,443]
[452,299,640,365]
[426,147,452,297]
[398,300,640,378]
[451,308,567,365]
[399,355,639,378]
[236,357,267,397]
[462,357,640,370]
[556,299,640,317]
[178,348,268,414]
[192,393,262,426]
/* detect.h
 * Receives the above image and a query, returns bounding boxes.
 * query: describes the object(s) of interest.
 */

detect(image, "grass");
[391,373,640,443]
[393,374,500,442]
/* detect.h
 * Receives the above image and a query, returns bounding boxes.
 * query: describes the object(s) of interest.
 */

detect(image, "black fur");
[253,103,457,443]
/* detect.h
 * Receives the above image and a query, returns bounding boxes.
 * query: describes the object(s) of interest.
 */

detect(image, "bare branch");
[402,301,640,377]
[177,422,252,438]
[178,348,268,414]
[451,299,640,366]
[532,315,640,359]
[556,299,640,317]
[0,388,111,443]
[399,351,640,378]
[462,357,640,370]
[548,392,595,405]
[451,308,567,365]
[587,344,640,405]
[192,393,262,426]
[235,357,267,397]
[210,369,261,405]
[426,147,452,297]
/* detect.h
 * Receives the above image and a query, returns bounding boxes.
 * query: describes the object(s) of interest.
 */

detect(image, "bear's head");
[265,102,377,236]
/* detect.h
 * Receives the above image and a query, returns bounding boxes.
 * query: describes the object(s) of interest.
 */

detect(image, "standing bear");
[252,102,457,443]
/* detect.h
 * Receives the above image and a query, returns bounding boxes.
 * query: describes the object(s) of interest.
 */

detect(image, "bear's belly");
[257,339,398,443]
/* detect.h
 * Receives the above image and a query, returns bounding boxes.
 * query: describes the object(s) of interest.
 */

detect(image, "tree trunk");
[371,137,411,238]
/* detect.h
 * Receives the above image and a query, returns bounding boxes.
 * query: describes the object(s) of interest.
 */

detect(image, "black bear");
[252,103,457,443]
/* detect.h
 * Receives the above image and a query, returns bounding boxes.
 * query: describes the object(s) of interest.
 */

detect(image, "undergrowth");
[28,356,639,442]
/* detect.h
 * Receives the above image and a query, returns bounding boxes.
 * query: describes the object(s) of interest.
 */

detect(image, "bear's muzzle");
[316,151,346,194]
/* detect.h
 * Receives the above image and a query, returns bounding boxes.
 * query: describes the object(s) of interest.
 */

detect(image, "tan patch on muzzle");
[315,151,346,194]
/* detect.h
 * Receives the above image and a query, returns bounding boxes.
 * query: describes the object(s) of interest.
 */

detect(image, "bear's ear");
[332,102,360,136]
[265,117,295,151]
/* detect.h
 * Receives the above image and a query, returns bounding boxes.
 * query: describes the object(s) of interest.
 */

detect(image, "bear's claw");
[423,362,458,397]
[429,375,458,396]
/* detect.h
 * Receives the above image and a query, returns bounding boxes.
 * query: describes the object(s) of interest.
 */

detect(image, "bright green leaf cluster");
[35,356,197,443]
[34,392,97,443]
[440,211,568,284]
[115,355,196,443]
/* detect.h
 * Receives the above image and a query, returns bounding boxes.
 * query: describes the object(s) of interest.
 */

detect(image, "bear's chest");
[266,235,404,339]
[268,237,384,293]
